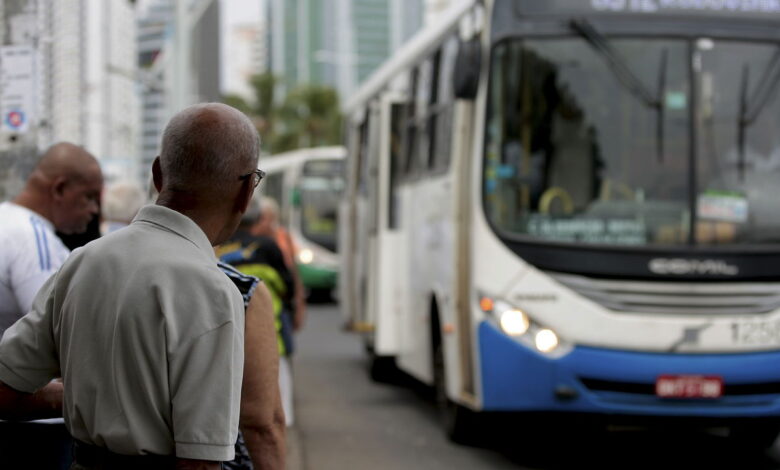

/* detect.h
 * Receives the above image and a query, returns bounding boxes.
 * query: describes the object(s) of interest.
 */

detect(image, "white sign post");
[0,45,35,134]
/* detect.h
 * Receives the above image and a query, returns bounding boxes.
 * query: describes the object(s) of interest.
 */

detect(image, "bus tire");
[432,330,478,444]
[368,352,398,384]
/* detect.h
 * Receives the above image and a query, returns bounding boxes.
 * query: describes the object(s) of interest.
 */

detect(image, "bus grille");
[548,272,780,316]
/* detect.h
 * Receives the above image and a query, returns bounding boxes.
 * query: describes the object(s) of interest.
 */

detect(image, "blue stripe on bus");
[478,321,780,417]
[29,216,45,271]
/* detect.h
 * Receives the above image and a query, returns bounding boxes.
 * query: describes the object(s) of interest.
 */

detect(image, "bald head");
[35,142,101,182]
[159,103,259,193]
[15,142,103,234]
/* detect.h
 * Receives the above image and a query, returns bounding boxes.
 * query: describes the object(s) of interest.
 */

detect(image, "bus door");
[366,94,407,356]
[341,110,371,329]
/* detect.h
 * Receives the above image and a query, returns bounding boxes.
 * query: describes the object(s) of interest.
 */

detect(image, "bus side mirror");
[453,38,481,100]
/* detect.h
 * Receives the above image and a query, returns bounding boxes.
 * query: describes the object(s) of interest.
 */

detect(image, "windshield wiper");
[569,19,665,162]
[657,49,668,163]
[737,65,749,182]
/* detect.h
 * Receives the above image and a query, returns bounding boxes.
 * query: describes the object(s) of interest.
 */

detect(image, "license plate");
[655,375,723,399]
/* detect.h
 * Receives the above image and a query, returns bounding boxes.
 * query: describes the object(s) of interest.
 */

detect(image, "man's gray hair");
[102,181,146,223]
[159,103,260,191]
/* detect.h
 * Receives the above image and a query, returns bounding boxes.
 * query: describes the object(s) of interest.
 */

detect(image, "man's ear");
[152,157,163,193]
[50,176,68,202]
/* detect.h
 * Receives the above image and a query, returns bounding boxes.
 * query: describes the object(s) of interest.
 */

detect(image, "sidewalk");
[286,423,305,470]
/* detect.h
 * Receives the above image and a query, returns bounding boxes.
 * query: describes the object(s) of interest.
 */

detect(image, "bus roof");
[260,146,345,173]
[515,0,780,20]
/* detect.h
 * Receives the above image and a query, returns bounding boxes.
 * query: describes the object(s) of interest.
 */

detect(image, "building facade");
[0,0,139,200]
[137,0,171,182]
[266,0,423,102]
[137,0,220,181]
[223,21,266,103]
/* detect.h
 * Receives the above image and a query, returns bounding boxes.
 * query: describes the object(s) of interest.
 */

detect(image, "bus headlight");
[479,294,565,355]
[499,309,530,336]
[535,329,559,353]
[298,248,314,264]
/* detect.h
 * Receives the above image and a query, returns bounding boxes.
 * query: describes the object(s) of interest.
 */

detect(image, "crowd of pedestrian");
[0,102,296,469]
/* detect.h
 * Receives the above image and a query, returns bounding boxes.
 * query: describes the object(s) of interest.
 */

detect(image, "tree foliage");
[222,73,343,155]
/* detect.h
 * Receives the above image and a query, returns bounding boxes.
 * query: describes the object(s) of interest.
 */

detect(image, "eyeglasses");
[239,169,266,188]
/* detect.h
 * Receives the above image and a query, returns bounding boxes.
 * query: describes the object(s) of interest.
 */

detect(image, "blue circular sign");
[5,110,26,130]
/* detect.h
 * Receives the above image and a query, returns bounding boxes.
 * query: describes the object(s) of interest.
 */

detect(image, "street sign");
[0,46,35,134]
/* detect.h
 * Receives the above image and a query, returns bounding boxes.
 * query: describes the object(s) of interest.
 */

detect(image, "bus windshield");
[299,159,344,252]
[484,36,780,247]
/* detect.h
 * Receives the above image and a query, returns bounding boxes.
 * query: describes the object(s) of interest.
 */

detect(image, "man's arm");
[0,273,62,419]
[240,283,286,470]
[0,380,62,421]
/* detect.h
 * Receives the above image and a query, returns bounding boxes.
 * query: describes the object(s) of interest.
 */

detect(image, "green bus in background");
[262,147,345,300]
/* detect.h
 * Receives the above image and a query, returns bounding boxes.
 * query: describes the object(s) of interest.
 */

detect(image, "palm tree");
[222,73,342,154]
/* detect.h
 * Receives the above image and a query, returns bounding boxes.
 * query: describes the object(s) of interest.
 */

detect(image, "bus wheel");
[432,337,478,444]
[368,350,398,384]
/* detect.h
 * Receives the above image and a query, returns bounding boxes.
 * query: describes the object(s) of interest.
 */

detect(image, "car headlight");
[479,294,567,356]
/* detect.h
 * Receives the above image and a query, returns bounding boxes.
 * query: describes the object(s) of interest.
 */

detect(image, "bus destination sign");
[515,0,780,18]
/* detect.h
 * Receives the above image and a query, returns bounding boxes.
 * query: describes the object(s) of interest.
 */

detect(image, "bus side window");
[425,49,442,171]
[357,117,371,196]
[402,68,419,178]
[433,35,458,172]
[389,103,405,230]
[415,57,435,173]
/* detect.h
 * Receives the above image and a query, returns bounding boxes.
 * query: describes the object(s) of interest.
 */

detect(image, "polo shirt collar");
[133,205,216,259]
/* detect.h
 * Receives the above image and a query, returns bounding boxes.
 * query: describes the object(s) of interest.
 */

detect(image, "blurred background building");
[136,0,221,182]
[265,0,424,102]
[0,0,139,198]
[0,0,457,199]
[223,21,266,103]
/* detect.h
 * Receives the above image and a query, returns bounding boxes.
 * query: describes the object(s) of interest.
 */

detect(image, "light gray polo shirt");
[0,205,245,461]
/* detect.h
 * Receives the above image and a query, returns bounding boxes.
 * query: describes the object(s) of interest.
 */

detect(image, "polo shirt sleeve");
[0,272,60,393]
[168,280,244,462]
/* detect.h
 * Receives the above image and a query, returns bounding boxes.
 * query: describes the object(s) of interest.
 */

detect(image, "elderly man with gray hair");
[0,103,285,470]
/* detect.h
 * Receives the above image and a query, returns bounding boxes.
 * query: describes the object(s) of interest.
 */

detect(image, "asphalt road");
[287,302,780,470]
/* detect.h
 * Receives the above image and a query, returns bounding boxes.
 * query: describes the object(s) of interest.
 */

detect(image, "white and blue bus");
[339,0,780,444]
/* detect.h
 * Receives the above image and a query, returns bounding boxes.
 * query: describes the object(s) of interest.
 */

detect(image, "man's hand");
[0,380,63,421]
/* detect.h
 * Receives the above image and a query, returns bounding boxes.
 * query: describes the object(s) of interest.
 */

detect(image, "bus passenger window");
[433,36,459,172]
[402,69,419,178]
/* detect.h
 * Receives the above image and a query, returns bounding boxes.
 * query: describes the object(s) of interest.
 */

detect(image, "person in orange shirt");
[252,197,306,332]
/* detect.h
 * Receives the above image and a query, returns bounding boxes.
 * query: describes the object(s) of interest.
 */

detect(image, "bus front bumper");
[478,321,780,418]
